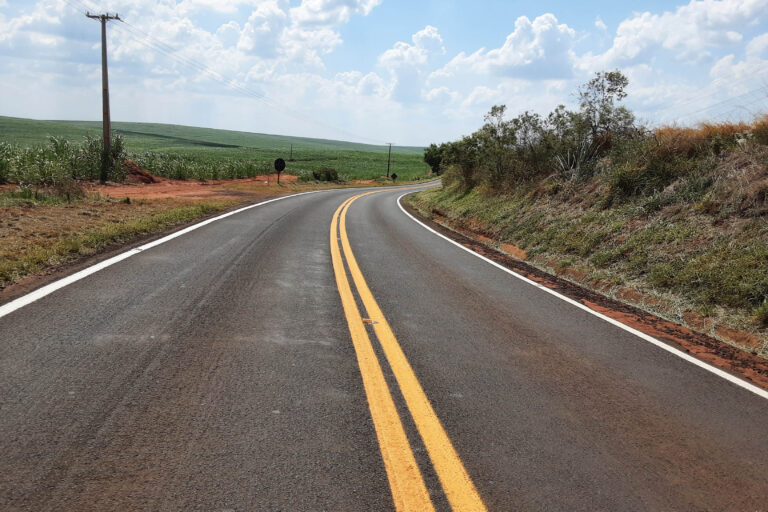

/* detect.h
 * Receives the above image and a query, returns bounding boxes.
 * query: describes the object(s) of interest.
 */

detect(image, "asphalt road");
[1,184,767,511]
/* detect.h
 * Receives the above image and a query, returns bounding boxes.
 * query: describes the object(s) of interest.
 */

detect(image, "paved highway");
[1,184,767,511]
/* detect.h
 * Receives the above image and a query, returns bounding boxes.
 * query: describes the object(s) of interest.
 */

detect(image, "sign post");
[274,158,286,184]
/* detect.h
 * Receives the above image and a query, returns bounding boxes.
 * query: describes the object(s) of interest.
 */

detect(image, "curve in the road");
[397,192,768,402]
[0,191,319,320]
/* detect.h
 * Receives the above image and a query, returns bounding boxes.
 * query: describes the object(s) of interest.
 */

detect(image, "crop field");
[0,116,430,182]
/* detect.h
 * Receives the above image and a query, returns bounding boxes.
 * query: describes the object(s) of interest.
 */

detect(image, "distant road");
[1,184,767,510]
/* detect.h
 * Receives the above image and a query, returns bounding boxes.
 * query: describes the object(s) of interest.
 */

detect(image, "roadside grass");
[0,193,236,290]
[0,173,435,291]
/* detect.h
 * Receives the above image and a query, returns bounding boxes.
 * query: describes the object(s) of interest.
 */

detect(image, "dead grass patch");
[0,196,238,290]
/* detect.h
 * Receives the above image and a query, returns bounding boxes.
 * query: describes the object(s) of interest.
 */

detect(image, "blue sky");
[1,0,767,146]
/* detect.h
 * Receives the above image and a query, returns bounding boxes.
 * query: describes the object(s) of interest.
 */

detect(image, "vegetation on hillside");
[414,71,768,348]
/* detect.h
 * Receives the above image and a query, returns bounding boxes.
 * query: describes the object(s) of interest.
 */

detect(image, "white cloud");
[425,86,459,105]
[215,21,241,47]
[436,14,576,80]
[378,25,445,102]
[709,33,768,90]
[236,1,288,58]
[584,0,768,69]
[595,17,607,31]
[289,0,381,27]
[379,25,445,68]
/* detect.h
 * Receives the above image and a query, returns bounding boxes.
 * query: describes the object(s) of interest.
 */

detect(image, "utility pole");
[86,12,121,183]
[386,143,392,178]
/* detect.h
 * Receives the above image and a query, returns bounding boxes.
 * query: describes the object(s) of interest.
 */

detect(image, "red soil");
[91,171,298,200]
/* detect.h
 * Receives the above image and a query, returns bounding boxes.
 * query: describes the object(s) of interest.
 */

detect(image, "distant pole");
[289,144,293,161]
[386,143,392,178]
[86,12,121,183]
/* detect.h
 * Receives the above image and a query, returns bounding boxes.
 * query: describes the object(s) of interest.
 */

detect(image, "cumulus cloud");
[436,14,576,80]
[709,32,768,92]
[379,25,445,68]
[289,0,381,27]
[236,1,288,58]
[378,25,445,102]
[215,21,241,48]
[584,0,768,68]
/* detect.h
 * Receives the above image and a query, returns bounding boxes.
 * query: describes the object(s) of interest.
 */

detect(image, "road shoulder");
[401,196,768,391]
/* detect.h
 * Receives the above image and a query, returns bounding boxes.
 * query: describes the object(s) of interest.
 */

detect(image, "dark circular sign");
[274,158,286,172]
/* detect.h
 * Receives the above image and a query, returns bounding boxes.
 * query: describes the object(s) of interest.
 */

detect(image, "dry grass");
[654,120,757,158]
[0,196,238,289]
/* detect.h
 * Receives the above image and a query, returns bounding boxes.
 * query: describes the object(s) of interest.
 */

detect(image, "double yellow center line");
[330,191,487,511]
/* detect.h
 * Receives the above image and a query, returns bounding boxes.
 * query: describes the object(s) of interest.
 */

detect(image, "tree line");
[423,70,637,191]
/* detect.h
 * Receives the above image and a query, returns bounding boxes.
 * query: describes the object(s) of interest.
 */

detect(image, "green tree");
[479,105,516,187]
[423,143,444,175]
[578,70,634,138]
[510,111,547,176]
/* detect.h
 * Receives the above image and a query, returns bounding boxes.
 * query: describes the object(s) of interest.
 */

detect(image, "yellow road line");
[339,193,487,512]
[330,196,435,512]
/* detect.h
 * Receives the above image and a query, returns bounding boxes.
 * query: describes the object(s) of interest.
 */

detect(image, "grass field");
[0,116,430,181]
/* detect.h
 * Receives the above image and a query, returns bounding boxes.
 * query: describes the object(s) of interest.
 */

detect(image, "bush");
[606,138,700,198]
[312,166,339,181]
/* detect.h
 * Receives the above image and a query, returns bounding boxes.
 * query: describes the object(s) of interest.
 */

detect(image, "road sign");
[274,158,286,184]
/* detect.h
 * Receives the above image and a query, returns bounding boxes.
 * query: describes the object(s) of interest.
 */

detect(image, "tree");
[510,111,546,176]
[423,143,444,175]
[442,135,481,189]
[578,70,634,138]
[480,105,516,186]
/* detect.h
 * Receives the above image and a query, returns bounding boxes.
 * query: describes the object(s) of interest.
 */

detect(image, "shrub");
[606,138,699,198]
[312,166,339,181]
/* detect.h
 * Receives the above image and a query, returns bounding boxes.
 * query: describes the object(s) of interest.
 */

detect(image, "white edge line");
[396,192,768,401]
[0,190,320,320]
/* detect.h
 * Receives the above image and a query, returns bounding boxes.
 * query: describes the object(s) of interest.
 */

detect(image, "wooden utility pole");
[86,12,121,183]
[386,143,392,178]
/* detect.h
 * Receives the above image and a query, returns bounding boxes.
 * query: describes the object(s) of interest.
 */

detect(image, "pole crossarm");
[86,12,121,21]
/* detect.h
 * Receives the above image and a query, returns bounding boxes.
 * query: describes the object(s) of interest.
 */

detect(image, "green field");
[0,116,430,181]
